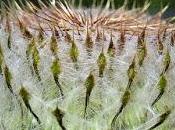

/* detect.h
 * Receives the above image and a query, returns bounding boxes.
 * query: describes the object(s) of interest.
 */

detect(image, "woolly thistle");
[0,0,175,130]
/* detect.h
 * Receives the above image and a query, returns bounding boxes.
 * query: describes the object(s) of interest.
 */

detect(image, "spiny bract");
[0,0,175,130]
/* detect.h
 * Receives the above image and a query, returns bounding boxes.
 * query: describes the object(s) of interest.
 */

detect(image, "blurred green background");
[1,0,175,18]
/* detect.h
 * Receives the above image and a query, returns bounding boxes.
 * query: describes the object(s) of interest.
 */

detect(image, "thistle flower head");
[0,1,175,130]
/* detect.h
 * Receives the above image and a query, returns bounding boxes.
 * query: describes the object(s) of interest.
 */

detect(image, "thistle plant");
[1,0,175,130]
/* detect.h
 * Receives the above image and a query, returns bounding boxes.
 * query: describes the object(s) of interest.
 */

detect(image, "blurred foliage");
[0,0,175,17]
